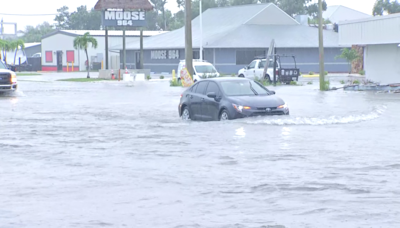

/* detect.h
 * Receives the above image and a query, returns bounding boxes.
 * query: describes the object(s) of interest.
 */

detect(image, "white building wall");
[339,15,400,46]
[42,33,140,71]
[365,44,400,84]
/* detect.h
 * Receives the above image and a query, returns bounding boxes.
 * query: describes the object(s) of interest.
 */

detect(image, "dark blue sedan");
[178,77,289,121]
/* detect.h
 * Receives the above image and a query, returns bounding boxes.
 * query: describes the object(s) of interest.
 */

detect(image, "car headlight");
[232,104,251,113]
[11,72,17,83]
[277,103,288,109]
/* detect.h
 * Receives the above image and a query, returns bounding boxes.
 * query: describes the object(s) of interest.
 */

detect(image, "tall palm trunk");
[85,49,90,78]
[13,48,18,65]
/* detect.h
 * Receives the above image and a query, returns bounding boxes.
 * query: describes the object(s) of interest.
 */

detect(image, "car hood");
[228,95,285,107]
[0,69,13,74]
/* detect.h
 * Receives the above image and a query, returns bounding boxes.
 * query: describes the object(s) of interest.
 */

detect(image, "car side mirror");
[207,92,217,98]
[270,91,276,95]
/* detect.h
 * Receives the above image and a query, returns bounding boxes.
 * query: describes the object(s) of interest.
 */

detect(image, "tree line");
[9,0,400,43]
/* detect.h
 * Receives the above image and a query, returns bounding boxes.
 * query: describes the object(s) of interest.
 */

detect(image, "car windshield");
[220,80,270,96]
[195,65,217,74]
[260,59,276,68]
[0,61,6,69]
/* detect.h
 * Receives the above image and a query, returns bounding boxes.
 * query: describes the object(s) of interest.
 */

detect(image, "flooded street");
[1,75,400,228]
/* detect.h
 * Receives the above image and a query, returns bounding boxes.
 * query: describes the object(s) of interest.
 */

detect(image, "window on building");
[66,51,75,63]
[45,51,53,63]
[193,50,205,60]
[236,49,265,65]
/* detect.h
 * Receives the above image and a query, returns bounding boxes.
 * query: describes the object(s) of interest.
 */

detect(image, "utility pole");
[199,0,203,61]
[185,0,194,78]
[123,28,126,70]
[318,0,325,91]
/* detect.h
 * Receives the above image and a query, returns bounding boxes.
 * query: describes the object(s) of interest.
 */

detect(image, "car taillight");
[180,94,182,98]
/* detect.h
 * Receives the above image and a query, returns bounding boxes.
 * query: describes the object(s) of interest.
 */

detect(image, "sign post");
[100,9,147,71]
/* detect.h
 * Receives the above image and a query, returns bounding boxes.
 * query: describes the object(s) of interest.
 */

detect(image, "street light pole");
[200,0,203,61]
[185,0,194,77]
[318,0,325,91]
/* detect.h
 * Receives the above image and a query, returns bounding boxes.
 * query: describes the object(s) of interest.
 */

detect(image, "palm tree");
[0,39,13,64]
[73,32,97,78]
[12,39,25,65]
[335,48,360,74]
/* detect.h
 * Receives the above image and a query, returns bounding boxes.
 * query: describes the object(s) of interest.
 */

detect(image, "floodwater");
[1,77,400,228]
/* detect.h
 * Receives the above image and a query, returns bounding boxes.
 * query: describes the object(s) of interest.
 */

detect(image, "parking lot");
[1,72,399,228]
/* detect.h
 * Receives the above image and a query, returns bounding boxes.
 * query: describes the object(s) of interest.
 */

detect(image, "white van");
[177,59,220,82]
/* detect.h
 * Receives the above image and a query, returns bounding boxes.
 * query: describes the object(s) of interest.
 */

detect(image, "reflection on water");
[235,127,246,139]
[1,81,400,228]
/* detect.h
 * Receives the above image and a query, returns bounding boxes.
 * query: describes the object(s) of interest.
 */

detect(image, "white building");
[323,5,371,24]
[339,13,400,84]
[41,30,166,72]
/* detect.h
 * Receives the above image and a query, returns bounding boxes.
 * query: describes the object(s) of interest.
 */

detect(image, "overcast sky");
[1,0,376,34]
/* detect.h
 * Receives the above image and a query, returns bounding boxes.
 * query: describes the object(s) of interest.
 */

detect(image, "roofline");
[110,45,348,51]
[339,12,400,25]
[206,3,271,11]
[328,5,341,19]
[243,3,300,25]
[41,30,157,40]
[243,3,272,24]
[25,43,41,48]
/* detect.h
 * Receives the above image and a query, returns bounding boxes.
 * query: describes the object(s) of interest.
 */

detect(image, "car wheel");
[264,74,271,82]
[219,109,230,121]
[238,74,244,78]
[181,106,191,121]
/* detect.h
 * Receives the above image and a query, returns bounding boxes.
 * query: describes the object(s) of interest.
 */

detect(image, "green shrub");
[307,81,313,85]
[324,80,330,90]
[324,71,328,76]
[170,78,182,87]
[309,71,314,75]
[290,81,297,85]
[359,70,365,75]
[353,80,360,85]
[146,75,152,80]
[340,80,345,84]
[160,75,164,79]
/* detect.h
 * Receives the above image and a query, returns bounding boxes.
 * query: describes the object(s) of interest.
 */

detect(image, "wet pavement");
[1,73,400,228]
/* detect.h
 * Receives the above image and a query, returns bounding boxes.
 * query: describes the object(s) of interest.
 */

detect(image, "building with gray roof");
[112,3,349,74]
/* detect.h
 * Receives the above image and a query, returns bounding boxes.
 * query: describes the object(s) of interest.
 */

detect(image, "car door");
[203,82,222,121]
[244,60,257,79]
[190,81,208,120]
[255,60,264,79]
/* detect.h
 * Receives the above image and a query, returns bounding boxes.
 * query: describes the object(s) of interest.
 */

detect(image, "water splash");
[0,90,25,97]
[243,106,386,126]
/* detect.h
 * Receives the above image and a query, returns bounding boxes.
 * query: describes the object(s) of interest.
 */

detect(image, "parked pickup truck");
[238,56,300,83]
[238,58,279,82]
[0,61,18,91]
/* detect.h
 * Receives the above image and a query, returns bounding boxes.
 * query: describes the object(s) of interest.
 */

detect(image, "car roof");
[201,77,251,82]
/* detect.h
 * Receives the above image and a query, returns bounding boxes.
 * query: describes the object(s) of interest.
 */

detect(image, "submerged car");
[178,78,289,121]
[0,60,18,91]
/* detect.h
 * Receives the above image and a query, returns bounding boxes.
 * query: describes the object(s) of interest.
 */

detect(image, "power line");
[0,13,57,16]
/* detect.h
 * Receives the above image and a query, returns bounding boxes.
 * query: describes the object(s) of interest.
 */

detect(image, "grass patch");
[57,78,106,82]
[17,73,42,76]
[170,78,182,87]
